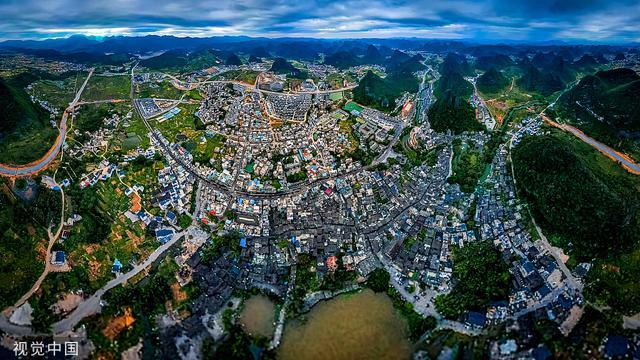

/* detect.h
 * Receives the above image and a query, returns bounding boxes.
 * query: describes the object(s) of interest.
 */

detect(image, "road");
[12,183,66,309]
[52,229,189,334]
[0,68,94,177]
[546,120,640,175]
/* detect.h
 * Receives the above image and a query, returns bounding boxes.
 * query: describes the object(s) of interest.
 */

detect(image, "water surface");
[238,295,275,338]
[279,289,411,360]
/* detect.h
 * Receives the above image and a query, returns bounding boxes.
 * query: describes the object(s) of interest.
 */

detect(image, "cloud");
[0,0,637,42]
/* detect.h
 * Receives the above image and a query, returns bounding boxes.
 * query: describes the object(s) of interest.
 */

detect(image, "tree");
[178,214,192,229]
[434,241,511,319]
[366,268,390,292]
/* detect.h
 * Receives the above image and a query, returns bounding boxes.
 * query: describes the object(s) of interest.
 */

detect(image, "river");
[278,289,411,360]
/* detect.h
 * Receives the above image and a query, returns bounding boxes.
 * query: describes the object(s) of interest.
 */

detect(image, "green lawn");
[212,69,260,85]
[81,75,131,102]
[28,72,88,109]
[135,80,183,99]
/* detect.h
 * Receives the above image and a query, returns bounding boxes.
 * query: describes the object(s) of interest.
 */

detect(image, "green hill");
[475,54,514,71]
[560,68,640,131]
[434,71,473,99]
[476,67,509,95]
[270,57,305,78]
[225,53,242,66]
[557,68,640,159]
[0,78,47,134]
[517,63,564,96]
[363,44,385,64]
[140,49,220,70]
[0,76,56,163]
[514,133,638,258]
[440,53,473,76]
[428,57,479,134]
[427,91,479,134]
[572,54,599,71]
[324,51,360,69]
[352,54,423,112]
[514,131,640,314]
[352,70,416,111]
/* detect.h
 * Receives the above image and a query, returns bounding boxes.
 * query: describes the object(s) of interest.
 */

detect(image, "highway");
[0,68,94,177]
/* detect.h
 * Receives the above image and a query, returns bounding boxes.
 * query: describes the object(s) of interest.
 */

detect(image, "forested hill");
[559,68,640,132]
[476,67,509,95]
[513,134,639,259]
[428,53,480,134]
[0,77,48,134]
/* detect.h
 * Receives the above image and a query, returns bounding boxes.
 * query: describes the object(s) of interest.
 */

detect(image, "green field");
[343,101,364,113]
[329,91,344,101]
[28,72,88,109]
[213,69,260,85]
[153,104,200,142]
[81,75,131,101]
[135,80,183,99]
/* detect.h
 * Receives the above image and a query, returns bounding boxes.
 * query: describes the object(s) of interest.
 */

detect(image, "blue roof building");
[604,335,628,358]
[465,311,486,327]
[240,238,247,248]
[112,258,123,273]
[155,228,174,244]
[52,251,66,265]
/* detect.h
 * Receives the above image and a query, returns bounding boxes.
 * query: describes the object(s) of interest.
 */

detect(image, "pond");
[279,289,411,360]
[238,295,276,338]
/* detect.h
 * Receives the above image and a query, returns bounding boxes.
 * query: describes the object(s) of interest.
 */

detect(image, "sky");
[0,0,638,43]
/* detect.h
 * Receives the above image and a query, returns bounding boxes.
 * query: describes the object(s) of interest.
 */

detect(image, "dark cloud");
[0,0,637,42]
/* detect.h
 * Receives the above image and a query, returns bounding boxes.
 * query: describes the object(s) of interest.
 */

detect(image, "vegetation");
[320,254,357,291]
[353,52,424,112]
[365,268,391,292]
[428,55,481,134]
[365,268,437,340]
[213,69,260,85]
[286,169,308,183]
[513,132,638,258]
[517,63,564,96]
[178,214,192,229]
[475,54,515,71]
[80,75,131,101]
[0,75,56,163]
[392,128,442,168]
[477,67,509,95]
[448,139,486,193]
[0,183,60,308]
[557,67,640,159]
[514,130,640,314]
[270,58,306,78]
[201,231,243,260]
[85,258,180,357]
[74,103,118,134]
[139,49,220,71]
[434,241,511,319]
[135,80,183,99]
[428,91,480,134]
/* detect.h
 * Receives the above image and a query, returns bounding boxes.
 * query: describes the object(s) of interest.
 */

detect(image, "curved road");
[0,68,94,177]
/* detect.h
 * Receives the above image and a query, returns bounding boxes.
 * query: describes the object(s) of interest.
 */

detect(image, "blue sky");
[0,0,638,42]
